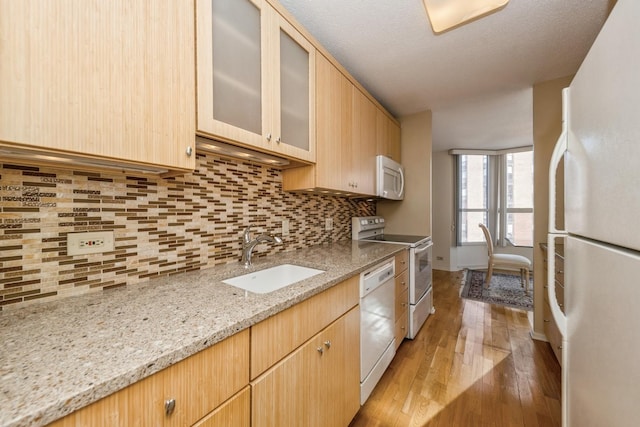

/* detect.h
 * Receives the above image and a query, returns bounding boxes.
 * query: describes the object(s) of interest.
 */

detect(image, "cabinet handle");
[185,146,193,157]
[558,345,563,350]
[266,133,272,142]
[324,340,331,349]
[544,319,550,322]
[401,326,406,330]
[165,399,176,416]
[317,346,324,355]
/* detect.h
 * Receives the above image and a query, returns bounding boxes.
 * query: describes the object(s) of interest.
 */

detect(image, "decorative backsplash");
[0,154,375,310]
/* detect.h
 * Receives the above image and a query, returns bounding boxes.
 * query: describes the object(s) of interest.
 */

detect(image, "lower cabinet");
[394,250,409,349]
[251,307,360,427]
[47,329,250,427]
[193,386,251,427]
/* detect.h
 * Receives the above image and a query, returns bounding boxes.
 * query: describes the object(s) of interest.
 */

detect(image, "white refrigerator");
[547,0,640,425]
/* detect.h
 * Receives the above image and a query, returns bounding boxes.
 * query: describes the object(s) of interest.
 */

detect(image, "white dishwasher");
[360,259,396,405]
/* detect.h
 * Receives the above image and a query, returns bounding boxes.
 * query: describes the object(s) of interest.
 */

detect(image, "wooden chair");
[478,223,531,293]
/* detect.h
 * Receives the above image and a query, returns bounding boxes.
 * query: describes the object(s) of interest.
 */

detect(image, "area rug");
[461,269,533,311]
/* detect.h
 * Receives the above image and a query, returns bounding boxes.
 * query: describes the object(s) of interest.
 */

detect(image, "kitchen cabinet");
[0,0,196,173]
[252,307,360,427]
[282,54,376,196]
[541,243,564,365]
[196,0,316,163]
[250,275,360,427]
[47,330,249,427]
[394,249,409,349]
[376,109,401,162]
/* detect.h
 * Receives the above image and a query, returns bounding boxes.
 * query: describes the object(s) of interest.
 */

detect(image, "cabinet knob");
[276,136,281,144]
[401,326,406,330]
[165,399,176,416]
[266,133,272,142]
[324,340,331,349]
[558,345,563,350]
[317,346,324,355]
[544,319,550,322]
[185,146,193,157]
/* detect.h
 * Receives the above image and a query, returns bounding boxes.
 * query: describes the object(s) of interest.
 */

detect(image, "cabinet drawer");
[48,330,250,427]
[395,269,408,295]
[193,386,250,427]
[250,276,359,379]
[395,250,408,274]
[543,301,563,366]
[395,287,408,322]
[394,311,408,350]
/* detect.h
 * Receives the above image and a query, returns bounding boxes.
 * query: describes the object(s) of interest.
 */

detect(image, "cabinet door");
[197,0,268,148]
[313,54,351,192]
[251,307,360,427]
[0,0,195,171]
[376,109,401,162]
[352,88,376,195]
[270,8,316,162]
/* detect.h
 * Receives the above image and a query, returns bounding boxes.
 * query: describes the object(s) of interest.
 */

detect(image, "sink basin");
[222,264,325,294]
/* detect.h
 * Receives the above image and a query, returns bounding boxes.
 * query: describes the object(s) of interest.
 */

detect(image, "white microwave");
[376,155,405,200]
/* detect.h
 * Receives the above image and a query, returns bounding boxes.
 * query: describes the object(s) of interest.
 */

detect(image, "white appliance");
[352,216,434,340]
[359,259,396,405]
[376,155,405,200]
[547,1,640,425]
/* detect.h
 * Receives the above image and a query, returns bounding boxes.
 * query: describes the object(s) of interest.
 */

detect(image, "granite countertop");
[0,240,405,427]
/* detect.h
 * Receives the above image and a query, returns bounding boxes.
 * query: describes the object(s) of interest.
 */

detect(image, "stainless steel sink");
[222,264,325,294]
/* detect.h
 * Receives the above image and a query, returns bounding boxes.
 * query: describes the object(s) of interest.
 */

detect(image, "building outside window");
[455,148,533,247]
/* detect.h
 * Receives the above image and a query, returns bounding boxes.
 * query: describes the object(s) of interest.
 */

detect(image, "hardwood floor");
[350,270,561,427]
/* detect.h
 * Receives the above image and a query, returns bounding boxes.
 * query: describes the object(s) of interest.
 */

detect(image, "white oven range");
[352,216,434,339]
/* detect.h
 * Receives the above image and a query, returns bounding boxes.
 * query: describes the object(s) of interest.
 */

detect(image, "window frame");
[453,146,533,248]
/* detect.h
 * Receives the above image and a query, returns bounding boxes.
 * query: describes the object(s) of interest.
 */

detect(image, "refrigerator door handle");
[547,87,570,337]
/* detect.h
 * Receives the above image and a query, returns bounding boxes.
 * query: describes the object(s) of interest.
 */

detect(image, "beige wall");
[378,110,432,236]
[532,75,573,338]
[431,150,456,270]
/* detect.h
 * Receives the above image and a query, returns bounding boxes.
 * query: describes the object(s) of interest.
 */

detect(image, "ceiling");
[278,0,613,151]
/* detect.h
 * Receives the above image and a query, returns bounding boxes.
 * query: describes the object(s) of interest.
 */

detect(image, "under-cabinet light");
[196,136,290,167]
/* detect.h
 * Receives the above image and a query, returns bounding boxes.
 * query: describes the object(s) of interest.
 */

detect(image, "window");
[455,148,533,247]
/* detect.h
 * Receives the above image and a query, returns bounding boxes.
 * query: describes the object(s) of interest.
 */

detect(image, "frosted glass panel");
[212,0,261,134]
[280,30,309,150]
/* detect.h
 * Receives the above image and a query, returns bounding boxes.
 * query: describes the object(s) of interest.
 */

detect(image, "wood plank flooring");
[350,270,561,427]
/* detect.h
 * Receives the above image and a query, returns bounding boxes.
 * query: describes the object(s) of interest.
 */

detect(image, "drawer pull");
[324,340,331,349]
[544,319,550,323]
[317,346,324,355]
[557,270,564,274]
[165,399,176,416]
[558,345,563,350]
[266,133,272,142]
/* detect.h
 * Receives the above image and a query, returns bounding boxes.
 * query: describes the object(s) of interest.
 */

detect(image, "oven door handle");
[414,242,432,254]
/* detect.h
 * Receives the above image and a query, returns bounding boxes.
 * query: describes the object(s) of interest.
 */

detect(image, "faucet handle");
[243,226,252,244]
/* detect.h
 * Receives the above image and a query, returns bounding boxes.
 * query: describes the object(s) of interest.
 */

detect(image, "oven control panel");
[352,216,385,240]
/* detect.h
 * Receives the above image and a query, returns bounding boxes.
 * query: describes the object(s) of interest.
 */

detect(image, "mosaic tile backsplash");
[0,154,375,310]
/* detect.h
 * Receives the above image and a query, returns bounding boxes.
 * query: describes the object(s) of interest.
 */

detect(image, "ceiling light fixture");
[423,0,509,34]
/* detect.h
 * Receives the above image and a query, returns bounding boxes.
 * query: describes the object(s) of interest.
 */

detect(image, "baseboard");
[529,330,548,342]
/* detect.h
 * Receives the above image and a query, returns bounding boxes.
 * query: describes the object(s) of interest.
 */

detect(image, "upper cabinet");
[196,0,316,163]
[282,54,379,197]
[0,0,196,173]
[376,108,401,162]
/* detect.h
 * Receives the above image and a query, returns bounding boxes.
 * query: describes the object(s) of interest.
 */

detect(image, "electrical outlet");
[67,231,114,256]
[282,219,290,236]
[325,218,333,231]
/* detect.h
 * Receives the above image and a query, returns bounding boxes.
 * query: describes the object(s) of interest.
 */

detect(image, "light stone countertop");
[0,240,405,427]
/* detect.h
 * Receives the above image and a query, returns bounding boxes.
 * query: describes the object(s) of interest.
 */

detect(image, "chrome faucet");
[241,226,283,267]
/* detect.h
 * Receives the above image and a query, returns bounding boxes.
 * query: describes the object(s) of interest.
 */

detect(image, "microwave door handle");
[398,167,405,197]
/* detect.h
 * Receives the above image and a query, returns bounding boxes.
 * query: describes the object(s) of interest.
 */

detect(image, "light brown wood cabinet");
[542,244,565,365]
[0,0,196,173]
[282,54,377,196]
[47,330,250,427]
[394,249,409,350]
[376,109,401,162]
[250,276,360,427]
[196,0,316,163]
[252,307,360,427]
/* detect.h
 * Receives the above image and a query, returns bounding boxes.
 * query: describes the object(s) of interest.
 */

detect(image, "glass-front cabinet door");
[196,0,315,163]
